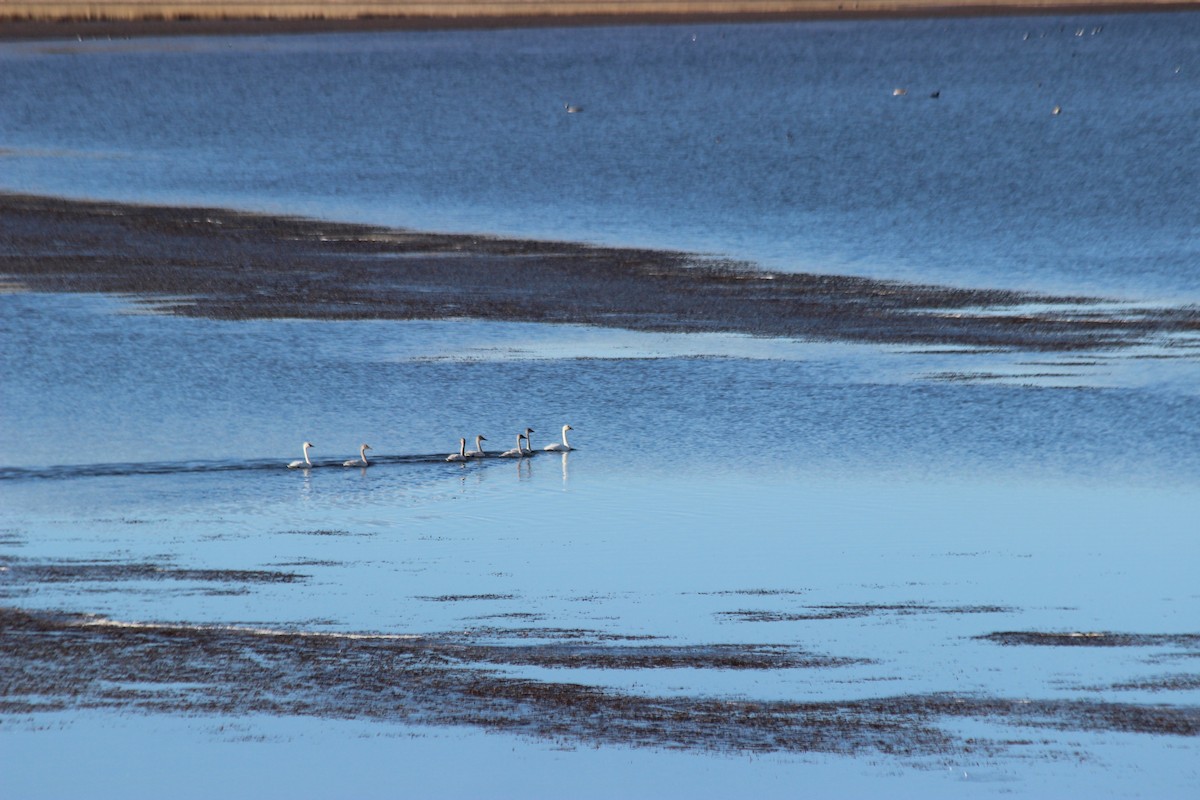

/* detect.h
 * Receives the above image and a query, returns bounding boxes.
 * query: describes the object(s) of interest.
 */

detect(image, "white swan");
[288,441,314,469]
[343,443,371,467]
[564,102,583,113]
[466,434,487,458]
[521,427,536,455]
[499,434,526,458]
[544,424,573,452]
[446,438,469,462]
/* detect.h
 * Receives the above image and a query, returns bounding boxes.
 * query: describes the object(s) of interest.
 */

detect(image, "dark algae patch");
[5,193,1200,350]
[1105,675,1200,692]
[3,607,1198,757]
[719,603,1013,622]
[452,643,866,671]
[0,559,307,586]
[979,631,1200,648]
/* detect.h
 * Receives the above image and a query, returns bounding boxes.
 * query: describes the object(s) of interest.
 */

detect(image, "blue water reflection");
[2,14,1199,300]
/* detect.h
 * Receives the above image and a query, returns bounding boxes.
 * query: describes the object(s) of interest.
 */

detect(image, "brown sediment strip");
[3,194,1198,350]
[2,606,1198,754]
[2,2,1199,42]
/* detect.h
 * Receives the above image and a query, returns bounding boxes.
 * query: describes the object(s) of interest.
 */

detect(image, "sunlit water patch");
[3,279,1200,792]
[2,14,1199,301]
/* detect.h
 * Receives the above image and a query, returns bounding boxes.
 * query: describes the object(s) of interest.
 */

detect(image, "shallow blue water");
[3,291,1200,795]
[3,293,1200,481]
[2,13,1199,300]
[3,14,1200,797]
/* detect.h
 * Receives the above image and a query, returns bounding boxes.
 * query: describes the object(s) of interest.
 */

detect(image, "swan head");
[525,427,535,435]
[361,444,371,451]
[563,424,573,432]
[303,441,314,450]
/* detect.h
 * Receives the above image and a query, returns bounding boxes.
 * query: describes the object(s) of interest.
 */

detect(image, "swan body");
[343,443,371,467]
[564,102,583,113]
[499,434,526,458]
[288,441,314,469]
[544,424,573,452]
[466,434,487,458]
[446,437,469,462]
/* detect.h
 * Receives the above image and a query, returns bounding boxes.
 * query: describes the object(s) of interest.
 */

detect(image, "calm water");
[3,13,1200,799]
[1,13,1199,300]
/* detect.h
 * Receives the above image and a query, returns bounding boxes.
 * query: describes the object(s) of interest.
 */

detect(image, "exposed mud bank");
[980,631,1200,648]
[718,602,1013,622]
[4,194,1198,350]
[3,607,1198,755]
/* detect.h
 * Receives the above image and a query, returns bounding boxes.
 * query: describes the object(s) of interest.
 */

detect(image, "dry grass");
[2,0,1192,22]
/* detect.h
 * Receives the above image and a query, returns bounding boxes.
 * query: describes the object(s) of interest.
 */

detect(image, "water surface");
[3,12,1200,798]
[1,13,1198,300]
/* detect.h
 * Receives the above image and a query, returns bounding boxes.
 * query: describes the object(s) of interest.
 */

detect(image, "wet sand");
[4,193,1198,350]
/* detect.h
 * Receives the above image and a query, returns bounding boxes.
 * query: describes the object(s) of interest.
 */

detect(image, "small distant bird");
[1052,105,1062,115]
[544,424,574,452]
[288,441,314,469]
[466,434,488,458]
[499,434,527,458]
[930,90,941,99]
[447,438,468,462]
[343,444,371,468]
[564,102,583,113]
[893,88,907,97]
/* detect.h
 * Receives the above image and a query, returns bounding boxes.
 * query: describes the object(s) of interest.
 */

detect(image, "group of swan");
[447,425,572,462]
[286,425,573,469]
[287,441,373,469]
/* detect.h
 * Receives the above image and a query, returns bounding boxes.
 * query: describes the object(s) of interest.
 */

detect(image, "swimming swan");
[466,434,488,458]
[544,424,573,452]
[521,427,536,455]
[446,438,469,462]
[288,441,315,469]
[343,443,371,467]
[499,434,526,458]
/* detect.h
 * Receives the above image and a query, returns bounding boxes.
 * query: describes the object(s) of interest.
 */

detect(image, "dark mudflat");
[4,193,1199,350]
[3,606,1198,757]
[719,602,1013,622]
[980,631,1200,648]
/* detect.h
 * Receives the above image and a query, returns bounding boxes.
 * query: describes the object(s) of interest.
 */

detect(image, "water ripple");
[0,453,513,482]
